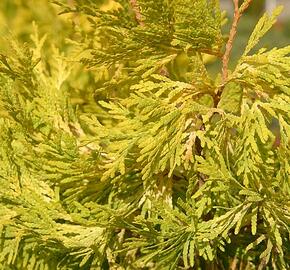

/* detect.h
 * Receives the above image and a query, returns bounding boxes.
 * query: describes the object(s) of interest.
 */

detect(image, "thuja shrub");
[0,0,289,269]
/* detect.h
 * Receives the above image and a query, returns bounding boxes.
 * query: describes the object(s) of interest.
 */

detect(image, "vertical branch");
[129,0,145,26]
[221,0,241,84]
[215,0,252,106]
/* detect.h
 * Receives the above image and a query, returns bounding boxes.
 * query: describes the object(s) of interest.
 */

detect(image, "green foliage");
[243,6,283,56]
[0,1,289,269]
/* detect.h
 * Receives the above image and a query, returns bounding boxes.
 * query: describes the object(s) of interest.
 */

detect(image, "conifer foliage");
[0,0,289,269]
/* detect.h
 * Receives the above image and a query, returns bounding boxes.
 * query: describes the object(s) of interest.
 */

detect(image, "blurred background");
[0,0,70,47]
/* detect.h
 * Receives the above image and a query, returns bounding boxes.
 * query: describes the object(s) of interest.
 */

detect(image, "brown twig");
[129,0,145,26]
[221,0,241,85]
[215,0,253,106]
[222,0,253,84]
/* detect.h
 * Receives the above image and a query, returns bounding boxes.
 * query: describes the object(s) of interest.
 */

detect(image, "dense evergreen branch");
[0,1,289,269]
